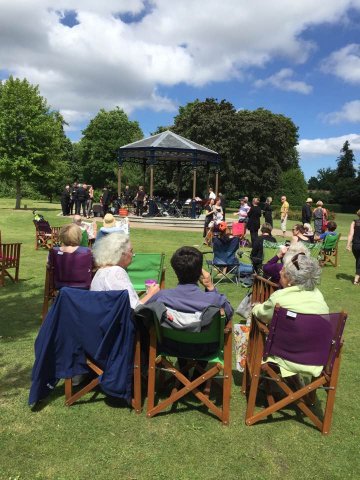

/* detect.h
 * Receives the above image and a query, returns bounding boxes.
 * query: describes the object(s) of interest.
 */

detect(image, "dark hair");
[327,221,337,232]
[171,246,203,284]
[293,223,305,234]
[261,223,273,234]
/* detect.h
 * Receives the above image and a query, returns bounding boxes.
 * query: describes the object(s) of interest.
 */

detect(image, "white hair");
[283,254,321,291]
[92,233,130,267]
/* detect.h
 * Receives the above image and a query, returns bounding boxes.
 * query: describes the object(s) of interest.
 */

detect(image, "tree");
[336,140,356,179]
[234,108,299,198]
[276,168,308,206]
[0,76,70,208]
[78,108,143,189]
[168,99,300,199]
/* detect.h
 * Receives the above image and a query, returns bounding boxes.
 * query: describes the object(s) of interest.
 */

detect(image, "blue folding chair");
[206,237,242,286]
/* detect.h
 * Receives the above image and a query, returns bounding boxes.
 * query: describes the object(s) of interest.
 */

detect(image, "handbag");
[235,291,252,319]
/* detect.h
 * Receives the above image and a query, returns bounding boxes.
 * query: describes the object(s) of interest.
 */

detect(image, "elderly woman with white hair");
[91,233,159,308]
[252,253,329,377]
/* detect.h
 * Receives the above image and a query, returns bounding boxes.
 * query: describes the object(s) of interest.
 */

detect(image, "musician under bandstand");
[117,130,220,217]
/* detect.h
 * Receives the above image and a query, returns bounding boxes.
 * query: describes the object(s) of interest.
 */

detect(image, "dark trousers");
[136,201,144,216]
[76,200,86,216]
[353,244,360,274]
[250,229,258,247]
[61,201,69,216]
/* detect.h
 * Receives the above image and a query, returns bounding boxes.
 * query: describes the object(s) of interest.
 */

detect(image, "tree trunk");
[15,179,21,209]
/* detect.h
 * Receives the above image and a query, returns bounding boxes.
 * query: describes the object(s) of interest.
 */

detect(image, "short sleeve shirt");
[280,201,289,215]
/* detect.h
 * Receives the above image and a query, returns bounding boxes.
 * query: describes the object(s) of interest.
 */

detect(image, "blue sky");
[1,0,360,180]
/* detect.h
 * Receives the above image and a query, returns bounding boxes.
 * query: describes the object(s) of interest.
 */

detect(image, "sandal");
[353,280,360,285]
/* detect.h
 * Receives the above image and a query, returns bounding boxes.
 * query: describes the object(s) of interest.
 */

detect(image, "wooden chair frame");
[242,307,347,435]
[64,331,142,413]
[34,220,61,250]
[0,242,22,287]
[320,233,341,267]
[146,310,232,425]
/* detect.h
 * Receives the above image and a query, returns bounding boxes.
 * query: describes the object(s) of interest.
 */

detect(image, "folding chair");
[320,233,341,267]
[41,247,93,322]
[206,236,241,286]
[127,253,165,295]
[136,306,232,424]
[0,242,22,287]
[243,305,347,434]
[30,288,142,413]
[33,220,61,250]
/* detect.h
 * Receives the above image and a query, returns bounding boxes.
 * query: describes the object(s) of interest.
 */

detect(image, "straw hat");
[306,197,313,203]
[103,213,116,228]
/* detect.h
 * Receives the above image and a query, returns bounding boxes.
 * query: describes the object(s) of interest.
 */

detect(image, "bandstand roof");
[118,130,220,166]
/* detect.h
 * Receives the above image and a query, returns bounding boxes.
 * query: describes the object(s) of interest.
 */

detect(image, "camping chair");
[41,248,93,322]
[30,288,142,413]
[135,305,232,424]
[242,304,347,434]
[206,236,241,286]
[320,233,341,267]
[127,253,165,295]
[0,242,22,287]
[33,220,61,250]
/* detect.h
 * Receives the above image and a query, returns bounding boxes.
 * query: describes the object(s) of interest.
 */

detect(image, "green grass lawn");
[1,198,359,480]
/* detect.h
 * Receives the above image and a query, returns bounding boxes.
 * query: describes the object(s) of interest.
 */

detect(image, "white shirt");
[208,191,216,200]
[90,266,140,309]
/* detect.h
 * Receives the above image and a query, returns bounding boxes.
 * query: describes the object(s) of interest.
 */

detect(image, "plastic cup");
[145,279,157,292]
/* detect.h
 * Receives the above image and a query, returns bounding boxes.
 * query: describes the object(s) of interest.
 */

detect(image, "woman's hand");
[199,269,215,291]
[147,283,160,296]
[346,245,352,252]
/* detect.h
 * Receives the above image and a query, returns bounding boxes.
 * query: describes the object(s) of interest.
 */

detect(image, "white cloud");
[254,68,312,94]
[1,0,360,132]
[321,44,360,84]
[323,100,360,124]
[298,133,360,156]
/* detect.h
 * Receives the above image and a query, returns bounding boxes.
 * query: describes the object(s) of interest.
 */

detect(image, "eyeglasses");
[291,252,305,270]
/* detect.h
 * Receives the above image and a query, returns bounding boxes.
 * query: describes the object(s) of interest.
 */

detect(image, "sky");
[1,0,360,180]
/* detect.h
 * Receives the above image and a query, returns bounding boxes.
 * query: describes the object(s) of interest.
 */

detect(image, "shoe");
[353,280,360,285]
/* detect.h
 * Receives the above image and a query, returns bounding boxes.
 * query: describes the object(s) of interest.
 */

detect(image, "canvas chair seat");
[320,233,341,267]
[127,253,165,294]
[206,236,244,286]
[41,247,93,322]
[30,288,142,413]
[0,242,22,287]
[134,304,232,425]
[242,304,347,434]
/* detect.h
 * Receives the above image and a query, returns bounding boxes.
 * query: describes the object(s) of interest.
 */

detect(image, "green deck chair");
[127,253,165,293]
[138,306,232,425]
[320,233,341,267]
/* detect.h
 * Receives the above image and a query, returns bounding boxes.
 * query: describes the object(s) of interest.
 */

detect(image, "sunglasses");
[291,252,306,270]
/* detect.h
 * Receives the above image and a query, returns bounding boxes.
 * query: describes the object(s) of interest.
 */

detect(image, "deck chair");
[320,233,341,267]
[33,220,61,250]
[242,305,347,434]
[30,288,142,413]
[41,247,93,322]
[0,242,22,287]
[127,253,165,295]
[206,236,241,286]
[135,305,232,424]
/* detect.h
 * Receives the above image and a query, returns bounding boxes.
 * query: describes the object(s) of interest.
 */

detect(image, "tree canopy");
[0,76,71,208]
[77,107,143,189]
[155,98,301,199]
[307,141,360,206]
